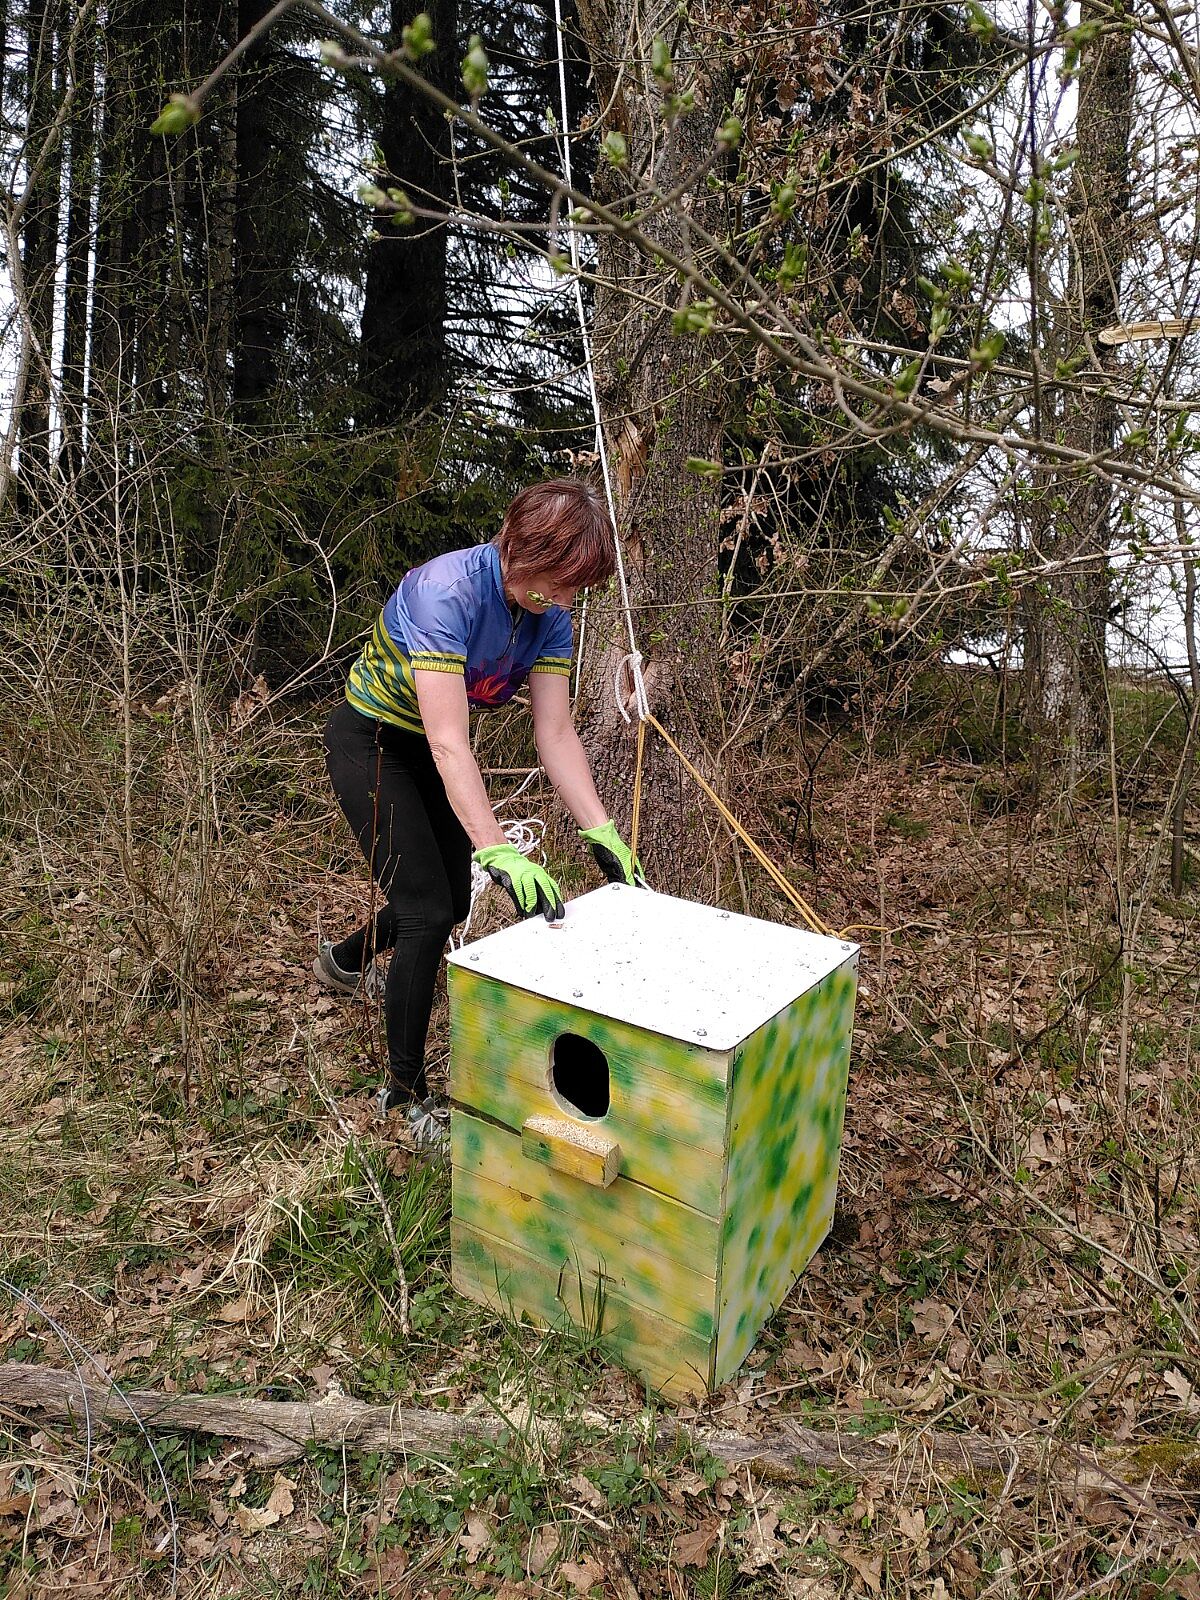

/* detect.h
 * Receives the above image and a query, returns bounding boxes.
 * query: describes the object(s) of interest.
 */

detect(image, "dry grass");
[1,663,1198,1598]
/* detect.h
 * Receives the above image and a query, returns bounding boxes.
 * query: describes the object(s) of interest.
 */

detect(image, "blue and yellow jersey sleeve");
[530,604,573,677]
[346,611,425,731]
[346,570,471,731]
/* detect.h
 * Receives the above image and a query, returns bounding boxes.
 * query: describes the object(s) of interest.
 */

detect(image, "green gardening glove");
[580,820,645,887]
[474,843,565,922]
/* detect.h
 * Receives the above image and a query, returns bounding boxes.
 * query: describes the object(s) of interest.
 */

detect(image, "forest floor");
[1,672,1199,1599]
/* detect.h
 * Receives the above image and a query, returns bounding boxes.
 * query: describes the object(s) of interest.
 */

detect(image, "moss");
[1124,1439,1200,1488]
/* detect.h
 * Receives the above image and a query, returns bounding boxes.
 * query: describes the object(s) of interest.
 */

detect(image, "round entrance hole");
[550,1033,610,1118]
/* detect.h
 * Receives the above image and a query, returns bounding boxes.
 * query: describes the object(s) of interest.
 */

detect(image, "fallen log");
[0,1359,1185,1525]
[1,1361,1019,1473]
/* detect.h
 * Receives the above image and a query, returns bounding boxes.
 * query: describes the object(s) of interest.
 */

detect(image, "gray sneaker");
[371,1085,449,1151]
[313,940,383,1001]
[407,1095,450,1150]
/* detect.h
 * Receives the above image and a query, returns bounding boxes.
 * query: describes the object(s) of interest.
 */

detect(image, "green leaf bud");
[386,187,415,223]
[771,182,797,220]
[963,129,993,160]
[150,93,199,137]
[402,13,436,58]
[462,35,489,98]
[939,260,972,290]
[969,331,1006,366]
[717,115,743,150]
[671,299,717,336]
[601,130,629,167]
[965,0,995,36]
[651,35,674,88]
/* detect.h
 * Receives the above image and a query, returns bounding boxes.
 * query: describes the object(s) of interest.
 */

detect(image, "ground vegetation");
[2,0,1200,1594]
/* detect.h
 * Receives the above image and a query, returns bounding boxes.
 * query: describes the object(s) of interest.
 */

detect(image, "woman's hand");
[579,820,644,886]
[473,844,565,921]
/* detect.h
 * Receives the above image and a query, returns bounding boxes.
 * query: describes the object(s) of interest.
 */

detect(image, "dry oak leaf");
[1164,1367,1200,1414]
[665,1468,709,1504]
[909,1299,953,1343]
[786,1580,840,1600]
[560,1554,606,1590]
[458,1512,492,1564]
[567,1473,607,1510]
[674,1519,721,1567]
[527,1524,558,1576]
[895,1504,927,1546]
[739,1506,783,1572]
[234,1473,296,1535]
[843,1547,883,1592]
[360,1544,409,1591]
[33,1493,80,1533]
[217,1295,268,1325]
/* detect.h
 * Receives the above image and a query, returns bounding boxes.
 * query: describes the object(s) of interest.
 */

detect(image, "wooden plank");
[449,967,731,1094]
[450,968,730,1215]
[521,1114,621,1188]
[453,1169,716,1339]
[453,1112,720,1282]
[714,962,857,1387]
[448,1126,713,1337]
[451,1219,713,1400]
[451,1056,724,1215]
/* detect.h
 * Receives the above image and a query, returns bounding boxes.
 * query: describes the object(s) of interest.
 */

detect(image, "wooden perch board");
[2,1359,1185,1521]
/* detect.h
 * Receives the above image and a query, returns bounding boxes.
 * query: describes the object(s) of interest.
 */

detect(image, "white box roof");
[446,883,858,1051]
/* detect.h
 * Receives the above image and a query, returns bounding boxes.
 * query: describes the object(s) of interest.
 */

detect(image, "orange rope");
[629,716,647,867]
[633,711,836,939]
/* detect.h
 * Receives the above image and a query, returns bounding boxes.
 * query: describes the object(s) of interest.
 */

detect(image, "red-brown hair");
[494,478,616,589]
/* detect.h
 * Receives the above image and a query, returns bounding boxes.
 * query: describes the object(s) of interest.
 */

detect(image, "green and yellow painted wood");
[447,884,858,1399]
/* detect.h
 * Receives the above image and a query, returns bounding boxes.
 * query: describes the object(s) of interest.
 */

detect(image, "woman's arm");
[413,670,507,849]
[529,671,609,830]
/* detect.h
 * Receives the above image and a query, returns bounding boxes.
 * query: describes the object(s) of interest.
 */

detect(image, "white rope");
[453,768,549,946]
[613,649,650,724]
[549,0,648,721]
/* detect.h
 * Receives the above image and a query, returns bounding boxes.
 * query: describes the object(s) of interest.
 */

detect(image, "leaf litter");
[2,729,1199,1596]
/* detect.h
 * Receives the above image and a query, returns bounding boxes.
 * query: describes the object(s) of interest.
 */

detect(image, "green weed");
[268,1141,450,1339]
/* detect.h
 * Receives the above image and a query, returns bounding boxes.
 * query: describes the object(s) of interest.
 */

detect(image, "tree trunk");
[59,7,95,478]
[232,0,283,418]
[90,5,137,411]
[17,0,61,497]
[358,0,458,424]
[203,3,238,418]
[572,0,731,894]
[1024,4,1133,786]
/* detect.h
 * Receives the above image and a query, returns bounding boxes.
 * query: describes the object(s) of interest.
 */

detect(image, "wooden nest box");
[446,883,859,1398]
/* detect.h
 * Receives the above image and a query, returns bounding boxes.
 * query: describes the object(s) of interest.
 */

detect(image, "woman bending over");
[315,478,641,1141]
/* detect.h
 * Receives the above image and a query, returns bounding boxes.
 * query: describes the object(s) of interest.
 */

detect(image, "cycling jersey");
[346,542,573,733]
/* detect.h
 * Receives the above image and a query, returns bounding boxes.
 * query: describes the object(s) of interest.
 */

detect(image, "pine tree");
[359,0,459,423]
[17,0,61,495]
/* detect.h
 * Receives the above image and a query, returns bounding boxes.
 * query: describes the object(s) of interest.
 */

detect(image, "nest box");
[446,883,858,1398]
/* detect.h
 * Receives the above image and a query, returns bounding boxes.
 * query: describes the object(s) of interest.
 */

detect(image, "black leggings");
[322,699,472,1098]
